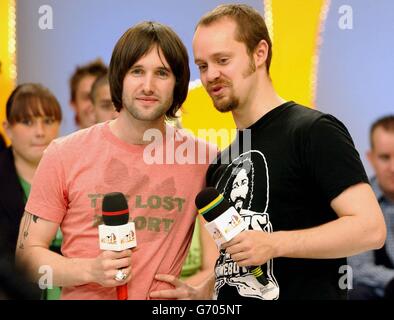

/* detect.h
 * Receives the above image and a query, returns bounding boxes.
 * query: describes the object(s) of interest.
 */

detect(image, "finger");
[225,242,245,255]
[236,260,250,267]
[221,234,243,249]
[154,274,184,287]
[111,256,132,269]
[230,252,249,263]
[102,249,132,260]
[108,267,132,286]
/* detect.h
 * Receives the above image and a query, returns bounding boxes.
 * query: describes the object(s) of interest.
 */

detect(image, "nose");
[34,120,45,137]
[142,73,154,94]
[206,65,221,83]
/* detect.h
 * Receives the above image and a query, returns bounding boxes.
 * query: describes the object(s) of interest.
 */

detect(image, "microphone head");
[102,192,129,226]
[195,187,230,222]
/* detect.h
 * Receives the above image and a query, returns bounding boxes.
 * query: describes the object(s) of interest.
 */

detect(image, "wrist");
[270,230,287,258]
[72,258,93,285]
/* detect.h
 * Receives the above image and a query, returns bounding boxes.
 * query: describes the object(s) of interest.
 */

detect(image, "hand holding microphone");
[98,192,137,300]
[195,187,270,286]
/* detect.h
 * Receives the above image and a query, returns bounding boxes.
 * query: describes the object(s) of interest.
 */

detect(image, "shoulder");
[282,102,350,138]
[48,123,105,154]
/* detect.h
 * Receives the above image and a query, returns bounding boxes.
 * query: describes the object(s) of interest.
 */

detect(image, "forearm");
[17,246,93,287]
[273,215,384,260]
[195,272,215,299]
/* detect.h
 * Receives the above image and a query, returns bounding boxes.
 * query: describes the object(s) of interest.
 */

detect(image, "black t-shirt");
[206,101,368,300]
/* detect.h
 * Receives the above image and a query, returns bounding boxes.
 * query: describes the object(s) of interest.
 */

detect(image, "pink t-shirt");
[26,122,217,299]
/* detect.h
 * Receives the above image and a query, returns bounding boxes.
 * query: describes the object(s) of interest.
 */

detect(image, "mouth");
[31,144,47,148]
[209,85,226,97]
[136,97,159,103]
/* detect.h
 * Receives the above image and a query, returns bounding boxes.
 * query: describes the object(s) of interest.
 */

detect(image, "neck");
[232,74,286,129]
[110,109,166,145]
[13,152,37,184]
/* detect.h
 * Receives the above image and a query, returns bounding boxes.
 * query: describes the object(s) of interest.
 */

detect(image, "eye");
[44,117,56,125]
[156,69,170,78]
[378,154,390,162]
[218,57,229,65]
[130,68,144,76]
[197,64,207,72]
[20,119,33,126]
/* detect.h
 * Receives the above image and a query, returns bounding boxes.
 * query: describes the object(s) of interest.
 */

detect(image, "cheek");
[10,128,30,145]
[46,125,60,139]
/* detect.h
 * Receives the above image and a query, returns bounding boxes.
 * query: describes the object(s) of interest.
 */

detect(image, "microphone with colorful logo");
[99,192,137,300]
[195,187,269,286]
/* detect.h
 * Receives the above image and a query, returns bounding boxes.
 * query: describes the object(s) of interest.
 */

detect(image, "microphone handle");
[117,284,128,300]
[250,266,269,286]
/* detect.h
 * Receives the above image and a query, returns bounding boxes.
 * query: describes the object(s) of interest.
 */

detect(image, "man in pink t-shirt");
[15,21,217,300]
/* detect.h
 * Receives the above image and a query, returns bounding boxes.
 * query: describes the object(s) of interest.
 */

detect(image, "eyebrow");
[194,52,232,64]
[131,64,172,72]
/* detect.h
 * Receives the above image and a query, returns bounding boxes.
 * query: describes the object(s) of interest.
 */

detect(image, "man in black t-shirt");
[150,4,386,300]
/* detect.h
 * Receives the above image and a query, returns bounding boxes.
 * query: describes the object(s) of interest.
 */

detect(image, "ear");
[367,150,374,167]
[70,100,77,111]
[254,39,269,69]
[3,121,12,140]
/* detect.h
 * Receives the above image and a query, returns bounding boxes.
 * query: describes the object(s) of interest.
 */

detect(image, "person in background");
[69,59,107,130]
[0,83,62,259]
[0,133,6,152]
[0,83,62,298]
[349,115,394,300]
[90,74,118,123]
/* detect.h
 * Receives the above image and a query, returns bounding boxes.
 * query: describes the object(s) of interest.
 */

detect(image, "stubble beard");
[122,96,169,122]
[211,57,256,113]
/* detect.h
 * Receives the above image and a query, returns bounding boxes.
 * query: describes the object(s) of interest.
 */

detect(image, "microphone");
[100,192,136,300]
[195,187,269,286]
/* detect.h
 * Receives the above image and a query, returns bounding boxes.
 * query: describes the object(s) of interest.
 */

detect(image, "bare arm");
[184,216,218,286]
[16,211,132,288]
[224,183,387,267]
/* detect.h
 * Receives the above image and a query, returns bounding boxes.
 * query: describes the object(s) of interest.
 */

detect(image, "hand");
[221,230,277,267]
[149,274,202,300]
[90,249,133,287]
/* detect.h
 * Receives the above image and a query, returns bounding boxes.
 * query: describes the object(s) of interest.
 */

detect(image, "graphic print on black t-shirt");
[213,150,279,300]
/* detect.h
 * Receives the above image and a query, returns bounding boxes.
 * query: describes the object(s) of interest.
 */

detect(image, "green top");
[180,220,202,279]
[18,175,31,203]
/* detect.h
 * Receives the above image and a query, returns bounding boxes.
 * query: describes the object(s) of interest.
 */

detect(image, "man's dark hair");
[69,58,108,103]
[108,21,190,119]
[369,115,394,149]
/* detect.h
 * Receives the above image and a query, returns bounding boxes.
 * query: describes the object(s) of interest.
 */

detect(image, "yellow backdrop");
[0,0,16,144]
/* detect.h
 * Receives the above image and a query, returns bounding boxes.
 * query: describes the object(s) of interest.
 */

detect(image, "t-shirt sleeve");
[305,115,369,202]
[25,141,68,223]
